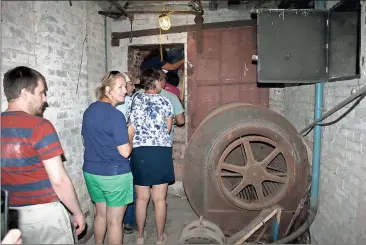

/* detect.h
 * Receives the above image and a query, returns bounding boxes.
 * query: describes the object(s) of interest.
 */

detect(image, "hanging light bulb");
[158,14,171,31]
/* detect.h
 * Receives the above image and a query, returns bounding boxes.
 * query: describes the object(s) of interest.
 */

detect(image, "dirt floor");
[86,197,199,244]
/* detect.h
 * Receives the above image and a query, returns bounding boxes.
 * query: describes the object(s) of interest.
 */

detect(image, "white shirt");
[116,95,132,121]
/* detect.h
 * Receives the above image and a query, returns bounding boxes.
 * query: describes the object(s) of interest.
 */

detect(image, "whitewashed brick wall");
[1,1,113,239]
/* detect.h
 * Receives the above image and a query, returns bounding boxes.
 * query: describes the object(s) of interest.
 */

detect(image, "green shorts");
[83,172,133,207]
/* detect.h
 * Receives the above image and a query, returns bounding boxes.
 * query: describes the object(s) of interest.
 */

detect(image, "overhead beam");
[111,19,255,41]
[98,10,123,19]
[126,10,198,14]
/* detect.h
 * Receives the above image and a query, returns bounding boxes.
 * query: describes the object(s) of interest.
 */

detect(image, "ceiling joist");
[111,19,255,43]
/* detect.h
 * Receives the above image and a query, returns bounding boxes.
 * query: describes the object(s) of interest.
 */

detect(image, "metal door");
[187,26,269,138]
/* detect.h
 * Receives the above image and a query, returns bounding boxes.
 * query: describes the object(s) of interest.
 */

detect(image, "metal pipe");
[272,218,279,241]
[310,31,325,209]
[311,0,325,210]
[271,208,317,244]
[104,16,108,73]
[311,82,323,208]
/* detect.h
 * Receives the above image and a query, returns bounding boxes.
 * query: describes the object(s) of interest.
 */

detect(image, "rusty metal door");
[187,26,269,138]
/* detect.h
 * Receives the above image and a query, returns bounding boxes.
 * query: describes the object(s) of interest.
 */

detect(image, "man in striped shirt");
[1,66,85,244]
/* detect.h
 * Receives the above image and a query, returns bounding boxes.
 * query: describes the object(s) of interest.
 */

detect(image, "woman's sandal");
[156,233,167,244]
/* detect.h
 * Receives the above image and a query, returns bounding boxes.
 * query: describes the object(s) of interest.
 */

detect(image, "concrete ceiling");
[96,0,281,20]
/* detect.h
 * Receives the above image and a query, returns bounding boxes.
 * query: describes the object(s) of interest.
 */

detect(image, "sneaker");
[124,224,137,234]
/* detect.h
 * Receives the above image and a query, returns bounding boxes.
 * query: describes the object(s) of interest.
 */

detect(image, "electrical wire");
[302,92,366,137]
[159,6,175,62]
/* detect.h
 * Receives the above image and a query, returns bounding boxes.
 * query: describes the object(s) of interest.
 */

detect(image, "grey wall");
[1,1,113,240]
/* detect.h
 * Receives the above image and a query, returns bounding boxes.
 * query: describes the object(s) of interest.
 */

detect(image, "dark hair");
[3,66,47,102]
[165,71,180,87]
[140,68,160,90]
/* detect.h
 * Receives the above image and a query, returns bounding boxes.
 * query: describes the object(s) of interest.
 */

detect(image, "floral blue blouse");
[126,92,174,148]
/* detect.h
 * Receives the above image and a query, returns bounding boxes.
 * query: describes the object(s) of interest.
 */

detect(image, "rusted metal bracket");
[111,19,255,46]
[108,0,133,19]
[129,14,134,43]
[194,14,204,54]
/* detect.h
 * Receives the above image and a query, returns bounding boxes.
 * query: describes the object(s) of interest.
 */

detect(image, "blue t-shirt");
[141,56,167,71]
[81,101,130,176]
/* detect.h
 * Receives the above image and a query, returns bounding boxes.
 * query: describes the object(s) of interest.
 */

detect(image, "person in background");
[164,71,181,100]
[158,70,185,141]
[140,48,184,72]
[81,71,135,244]
[116,72,139,234]
[1,66,86,244]
[116,72,140,120]
[126,68,174,244]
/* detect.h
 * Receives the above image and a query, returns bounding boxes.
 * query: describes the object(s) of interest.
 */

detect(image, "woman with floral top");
[126,68,174,244]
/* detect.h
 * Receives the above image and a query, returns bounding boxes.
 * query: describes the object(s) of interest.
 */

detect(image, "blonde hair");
[95,71,124,100]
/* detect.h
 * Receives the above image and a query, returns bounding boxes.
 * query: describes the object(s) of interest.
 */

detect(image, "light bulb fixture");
[158,14,171,31]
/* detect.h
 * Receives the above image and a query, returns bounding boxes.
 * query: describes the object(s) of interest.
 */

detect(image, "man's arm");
[114,112,134,158]
[171,93,185,126]
[34,120,85,235]
[167,117,173,133]
[43,156,83,217]
[162,59,184,71]
[175,113,185,126]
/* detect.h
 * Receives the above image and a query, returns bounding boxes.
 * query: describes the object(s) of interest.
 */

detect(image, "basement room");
[0,0,365,244]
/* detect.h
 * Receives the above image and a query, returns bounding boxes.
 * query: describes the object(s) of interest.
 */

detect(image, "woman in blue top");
[126,68,174,244]
[81,71,135,244]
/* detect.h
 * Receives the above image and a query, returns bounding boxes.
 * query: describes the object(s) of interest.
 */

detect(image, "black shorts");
[130,146,175,186]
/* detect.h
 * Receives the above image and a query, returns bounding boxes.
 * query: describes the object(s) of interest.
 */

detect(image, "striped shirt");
[1,111,64,207]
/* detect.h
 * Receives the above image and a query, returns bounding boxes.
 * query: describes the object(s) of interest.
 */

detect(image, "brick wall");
[1,1,112,241]
[268,1,366,243]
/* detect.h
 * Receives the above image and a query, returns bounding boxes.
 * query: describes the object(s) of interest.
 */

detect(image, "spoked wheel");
[183,102,310,234]
[216,132,295,210]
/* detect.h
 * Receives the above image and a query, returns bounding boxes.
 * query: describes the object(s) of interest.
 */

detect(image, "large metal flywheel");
[183,103,310,236]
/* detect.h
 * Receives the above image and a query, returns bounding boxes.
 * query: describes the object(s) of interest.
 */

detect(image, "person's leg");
[124,185,137,233]
[102,172,133,244]
[151,183,168,242]
[106,206,127,244]
[94,202,107,244]
[83,172,107,244]
[135,185,150,242]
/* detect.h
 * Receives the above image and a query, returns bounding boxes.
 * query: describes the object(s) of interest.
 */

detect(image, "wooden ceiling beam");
[111,19,255,42]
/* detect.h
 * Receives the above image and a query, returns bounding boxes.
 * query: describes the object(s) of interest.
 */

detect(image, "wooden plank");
[111,19,255,40]
[235,209,278,244]
[226,205,282,244]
